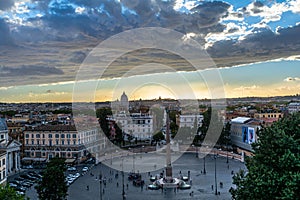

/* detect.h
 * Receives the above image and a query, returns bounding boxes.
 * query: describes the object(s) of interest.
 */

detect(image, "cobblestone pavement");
[21,152,246,200]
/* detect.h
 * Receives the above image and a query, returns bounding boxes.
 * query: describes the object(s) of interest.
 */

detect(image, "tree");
[198,106,211,142]
[152,131,165,142]
[230,113,300,200]
[0,185,27,200]
[36,157,68,200]
[96,107,112,138]
[217,122,231,146]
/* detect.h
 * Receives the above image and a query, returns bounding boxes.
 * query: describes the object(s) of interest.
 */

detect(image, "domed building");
[120,91,129,111]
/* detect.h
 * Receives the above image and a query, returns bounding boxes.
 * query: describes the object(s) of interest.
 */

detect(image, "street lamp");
[226,135,229,164]
[121,157,126,200]
[99,169,103,200]
[214,154,218,195]
[203,156,206,174]
[128,147,135,173]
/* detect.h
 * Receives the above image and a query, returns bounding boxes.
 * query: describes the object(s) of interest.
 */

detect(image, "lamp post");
[122,157,126,200]
[99,170,103,200]
[128,147,135,173]
[214,154,218,195]
[226,137,229,164]
[203,156,206,174]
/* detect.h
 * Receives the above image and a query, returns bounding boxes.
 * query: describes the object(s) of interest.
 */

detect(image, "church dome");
[121,91,128,103]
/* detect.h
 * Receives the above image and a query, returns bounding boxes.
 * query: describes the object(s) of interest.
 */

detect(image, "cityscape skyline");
[0,0,300,102]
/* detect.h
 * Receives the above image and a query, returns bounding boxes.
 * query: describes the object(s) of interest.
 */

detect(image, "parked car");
[67,167,76,172]
[82,167,89,172]
[15,177,25,181]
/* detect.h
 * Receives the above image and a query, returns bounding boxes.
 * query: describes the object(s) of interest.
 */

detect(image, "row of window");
[26,139,78,146]
[0,158,5,167]
[123,128,152,133]
[25,133,77,139]
[25,152,76,158]
[0,171,5,181]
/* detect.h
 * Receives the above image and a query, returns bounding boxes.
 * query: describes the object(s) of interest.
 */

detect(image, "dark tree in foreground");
[230,113,300,200]
[36,157,68,200]
[0,185,27,200]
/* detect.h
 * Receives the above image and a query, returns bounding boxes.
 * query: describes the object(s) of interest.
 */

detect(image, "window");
[31,134,34,138]
[36,134,40,138]
[67,140,70,145]
[67,134,71,138]
[31,140,34,145]
[26,139,29,145]
[55,134,59,138]
[56,140,59,145]
[42,134,45,138]
[73,140,76,145]
[62,140,64,145]
[72,134,76,138]
[49,140,52,146]
[61,134,65,138]
[42,140,45,145]
[25,134,29,138]
[49,134,52,138]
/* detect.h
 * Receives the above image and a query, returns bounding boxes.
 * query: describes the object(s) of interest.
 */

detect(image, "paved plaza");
[23,152,246,200]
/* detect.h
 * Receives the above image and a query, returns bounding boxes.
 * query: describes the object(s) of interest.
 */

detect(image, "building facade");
[0,150,6,185]
[230,117,261,152]
[23,124,105,164]
[0,119,21,177]
[113,111,154,140]
[176,114,203,129]
[288,102,300,114]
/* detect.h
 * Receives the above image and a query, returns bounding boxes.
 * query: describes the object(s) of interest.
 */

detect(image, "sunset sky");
[0,0,300,102]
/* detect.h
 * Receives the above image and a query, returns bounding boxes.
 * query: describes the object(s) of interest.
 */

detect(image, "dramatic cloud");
[0,0,15,11]
[0,0,300,88]
[0,65,64,77]
[0,19,14,45]
[207,24,300,62]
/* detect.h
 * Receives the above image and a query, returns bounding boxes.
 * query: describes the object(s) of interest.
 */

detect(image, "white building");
[230,117,261,152]
[23,124,105,164]
[0,119,21,177]
[176,114,203,129]
[114,111,154,140]
[0,150,6,185]
[288,102,300,114]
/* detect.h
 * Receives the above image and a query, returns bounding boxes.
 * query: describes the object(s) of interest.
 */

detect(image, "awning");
[65,158,76,164]
[22,157,47,162]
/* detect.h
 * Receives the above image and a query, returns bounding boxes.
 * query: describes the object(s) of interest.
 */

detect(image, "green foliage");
[152,131,165,142]
[96,107,112,138]
[0,185,27,200]
[217,122,231,146]
[35,157,68,200]
[230,113,300,200]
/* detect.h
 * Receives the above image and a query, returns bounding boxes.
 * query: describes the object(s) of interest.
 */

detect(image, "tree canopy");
[0,185,26,200]
[230,113,300,200]
[35,157,68,200]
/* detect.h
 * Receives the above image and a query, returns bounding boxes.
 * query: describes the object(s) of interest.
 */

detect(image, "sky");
[0,0,300,102]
